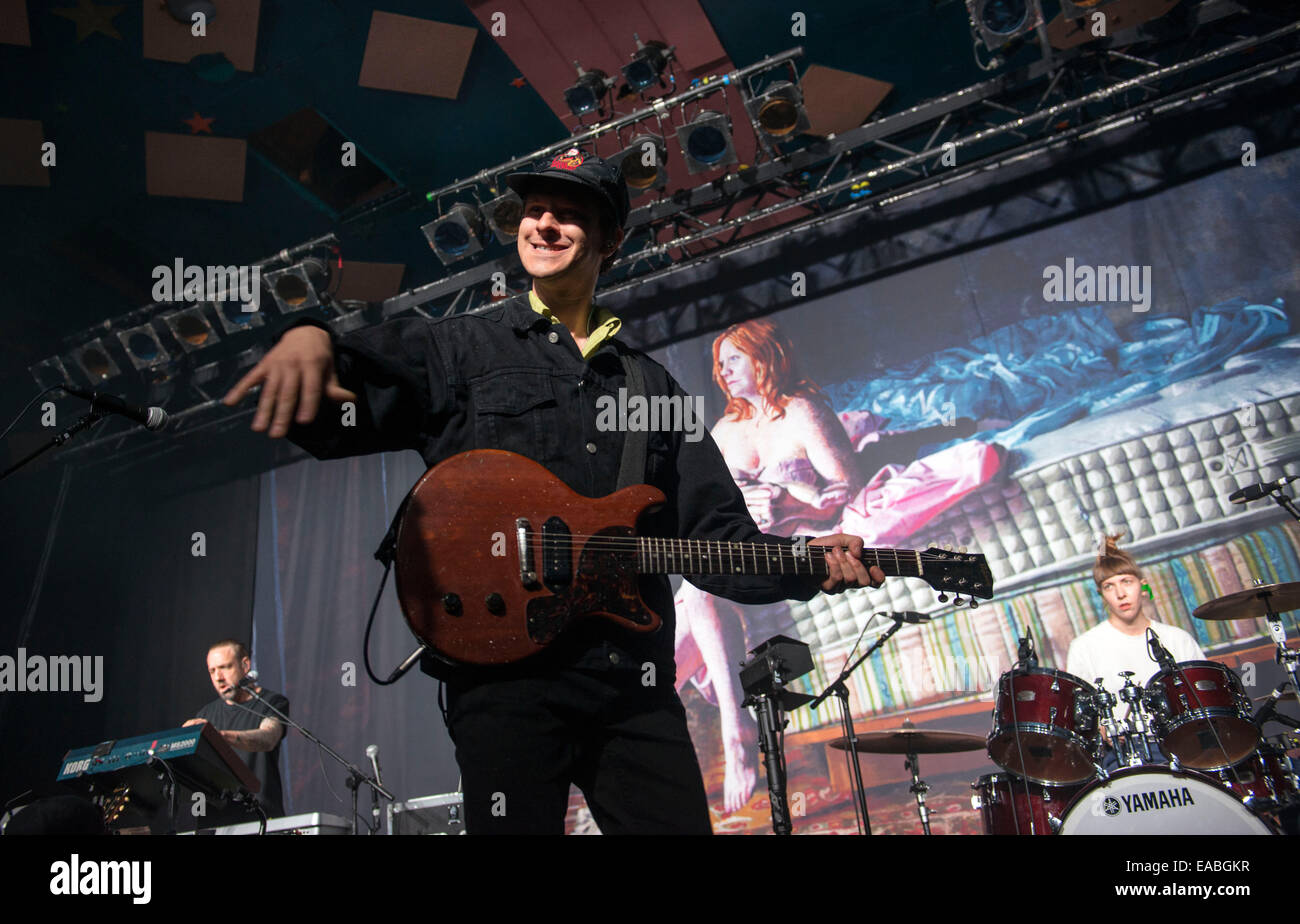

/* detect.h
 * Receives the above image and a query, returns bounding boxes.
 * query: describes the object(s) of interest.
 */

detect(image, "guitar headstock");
[920,547,995,602]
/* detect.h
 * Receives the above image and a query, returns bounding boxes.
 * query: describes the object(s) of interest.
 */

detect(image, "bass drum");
[1058,766,1275,835]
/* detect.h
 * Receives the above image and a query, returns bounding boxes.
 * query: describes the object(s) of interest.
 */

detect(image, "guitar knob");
[485,593,506,615]
[442,593,462,616]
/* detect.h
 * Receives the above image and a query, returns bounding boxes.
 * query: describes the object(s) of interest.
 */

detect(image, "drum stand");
[904,747,933,836]
[1117,673,1156,766]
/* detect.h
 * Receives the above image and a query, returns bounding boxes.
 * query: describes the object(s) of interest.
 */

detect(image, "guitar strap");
[616,347,648,489]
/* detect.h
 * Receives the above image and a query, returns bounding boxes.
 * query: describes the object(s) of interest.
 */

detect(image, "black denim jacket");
[285,301,817,685]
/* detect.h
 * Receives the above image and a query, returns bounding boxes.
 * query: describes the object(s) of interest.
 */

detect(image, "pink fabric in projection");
[840,441,1003,545]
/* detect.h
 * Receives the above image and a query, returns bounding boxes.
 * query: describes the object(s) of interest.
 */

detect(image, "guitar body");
[395,450,666,666]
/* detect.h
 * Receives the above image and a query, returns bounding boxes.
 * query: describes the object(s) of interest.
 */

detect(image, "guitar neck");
[635,538,923,579]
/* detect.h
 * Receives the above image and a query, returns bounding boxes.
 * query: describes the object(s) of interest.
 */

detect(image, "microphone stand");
[239,684,394,835]
[807,615,909,836]
[0,409,106,483]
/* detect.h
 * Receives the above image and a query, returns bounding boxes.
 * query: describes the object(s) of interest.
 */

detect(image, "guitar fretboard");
[635,538,925,579]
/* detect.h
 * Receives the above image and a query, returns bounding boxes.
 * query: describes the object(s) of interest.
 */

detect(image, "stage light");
[967,0,1043,51]
[117,323,172,371]
[30,356,72,391]
[481,190,523,244]
[675,112,738,175]
[422,204,486,265]
[613,134,668,195]
[161,305,220,352]
[746,81,811,140]
[211,297,266,334]
[622,35,673,92]
[72,339,122,383]
[265,258,329,312]
[564,64,614,117]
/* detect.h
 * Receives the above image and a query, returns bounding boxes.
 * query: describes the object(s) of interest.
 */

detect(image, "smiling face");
[717,338,759,401]
[517,185,613,285]
[207,644,249,702]
[1100,573,1147,628]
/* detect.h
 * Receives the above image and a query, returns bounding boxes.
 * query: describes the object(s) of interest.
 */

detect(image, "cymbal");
[1193,582,1300,622]
[828,721,986,754]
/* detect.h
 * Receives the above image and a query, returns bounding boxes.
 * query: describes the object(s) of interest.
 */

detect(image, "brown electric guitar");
[394,450,995,666]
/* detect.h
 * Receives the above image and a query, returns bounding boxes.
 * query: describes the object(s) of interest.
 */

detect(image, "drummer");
[1067,534,1205,763]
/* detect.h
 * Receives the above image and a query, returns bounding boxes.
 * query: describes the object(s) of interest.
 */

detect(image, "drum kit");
[826,581,1300,835]
[976,580,1300,835]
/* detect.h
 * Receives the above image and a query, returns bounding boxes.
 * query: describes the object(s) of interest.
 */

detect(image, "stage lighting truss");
[264,258,330,312]
[481,189,523,244]
[41,9,1300,461]
[622,35,675,93]
[423,203,486,265]
[966,0,1044,54]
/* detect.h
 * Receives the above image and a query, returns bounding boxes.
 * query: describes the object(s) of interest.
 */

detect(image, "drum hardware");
[1193,579,1300,720]
[1117,672,1157,766]
[809,612,930,835]
[830,721,985,836]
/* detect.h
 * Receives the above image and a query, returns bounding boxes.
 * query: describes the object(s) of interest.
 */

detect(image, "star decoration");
[53,0,124,43]
[510,77,527,88]
[183,112,215,134]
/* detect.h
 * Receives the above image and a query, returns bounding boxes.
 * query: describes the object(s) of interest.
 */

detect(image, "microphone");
[1145,628,1177,673]
[238,670,260,689]
[883,611,932,624]
[62,387,168,431]
[1017,630,1038,668]
[1253,684,1290,725]
[1228,476,1298,504]
[365,744,384,787]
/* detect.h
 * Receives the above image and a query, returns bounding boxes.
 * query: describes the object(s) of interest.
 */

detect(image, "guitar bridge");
[516,518,539,588]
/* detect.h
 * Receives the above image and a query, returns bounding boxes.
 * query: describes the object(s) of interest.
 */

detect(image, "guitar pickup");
[541,517,572,591]
[516,518,539,588]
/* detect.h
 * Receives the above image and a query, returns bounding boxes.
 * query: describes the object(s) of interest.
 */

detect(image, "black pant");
[444,667,713,834]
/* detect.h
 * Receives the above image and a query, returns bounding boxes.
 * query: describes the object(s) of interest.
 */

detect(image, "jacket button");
[608,651,621,664]
[585,441,597,454]
[547,331,559,343]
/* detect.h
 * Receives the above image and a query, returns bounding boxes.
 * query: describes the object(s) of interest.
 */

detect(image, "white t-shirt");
[1065,619,1206,705]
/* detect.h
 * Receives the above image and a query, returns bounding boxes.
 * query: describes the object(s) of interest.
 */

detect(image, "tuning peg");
[937,592,948,603]
[952,594,964,606]
[969,599,979,609]
[958,545,968,554]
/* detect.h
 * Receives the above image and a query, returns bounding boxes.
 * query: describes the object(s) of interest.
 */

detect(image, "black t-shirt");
[197,689,289,819]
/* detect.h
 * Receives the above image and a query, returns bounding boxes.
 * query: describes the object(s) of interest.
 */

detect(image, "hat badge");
[550,147,586,171]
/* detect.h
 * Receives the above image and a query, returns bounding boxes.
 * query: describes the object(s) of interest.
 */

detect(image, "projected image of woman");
[675,319,862,815]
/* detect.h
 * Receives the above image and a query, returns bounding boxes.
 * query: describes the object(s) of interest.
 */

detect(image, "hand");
[809,534,885,595]
[221,326,357,438]
[741,483,783,530]
[220,729,242,748]
[182,718,207,727]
